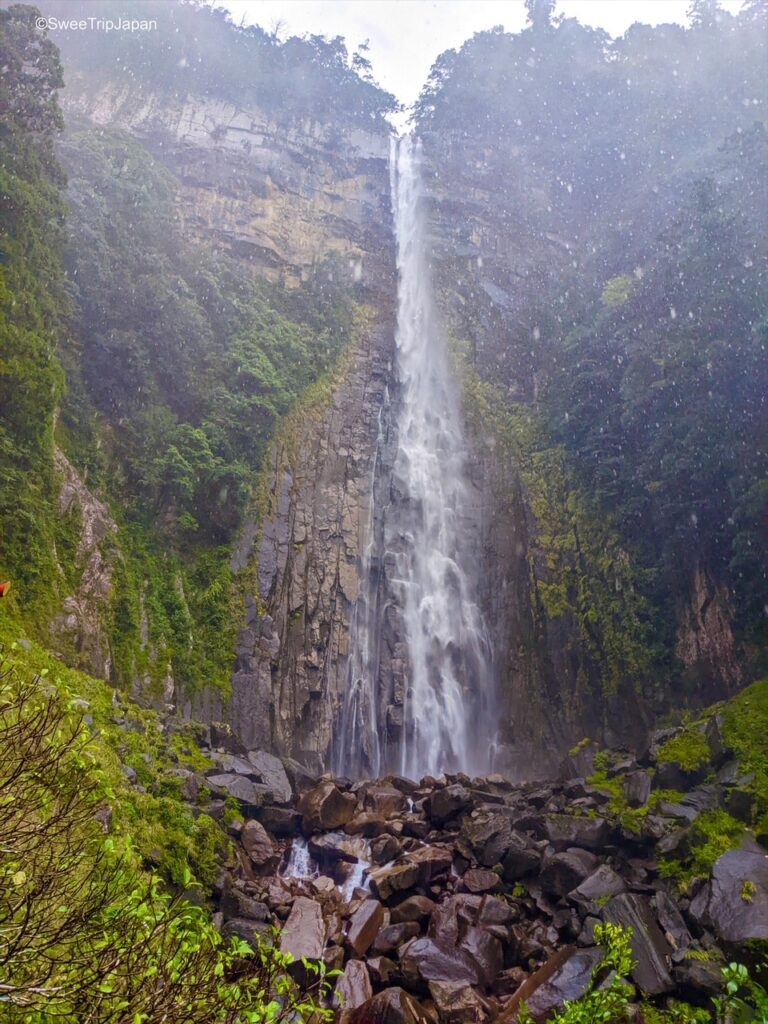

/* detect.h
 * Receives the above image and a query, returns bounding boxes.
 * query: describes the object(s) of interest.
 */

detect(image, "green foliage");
[0,645,335,1022]
[661,810,746,886]
[417,8,768,687]
[0,5,70,618]
[457,345,657,699]
[657,729,711,771]
[714,962,768,1022]
[722,678,768,838]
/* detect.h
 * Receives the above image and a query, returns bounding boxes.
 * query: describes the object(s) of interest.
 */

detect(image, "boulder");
[364,785,408,817]
[673,958,725,996]
[458,812,513,866]
[347,988,429,1024]
[542,815,613,852]
[298,781,357,832]
[400,937,481,987]
[654,891,692,962]
[221,916,270,947]
[241,819,276,866]
[206,773,271,809]
[522,947,604,1021]
[279,895,326,962]
[499,946,601,1022]
[427,785,473,824]
[367,955,399,986]
[369,861,422,902]
[281,757,318,797]
[568,864,626,911]
[461,868,501,894]
[540,849,598,897]
[335,959,373,1011]
[373,922,421,953]
[347,899,385,957]
[309,832,368,864]
[501,833,542,881]
[345,812,388,837]
[688,847,768,944]
[246,749,293,804]
[390,895,436,926]
[624,770,652,808]
[256,805,302,837]
[428,980,489,1022]
[602,893,674,995]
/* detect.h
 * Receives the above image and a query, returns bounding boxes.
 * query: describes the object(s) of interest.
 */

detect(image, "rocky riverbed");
[189,723,768,1022]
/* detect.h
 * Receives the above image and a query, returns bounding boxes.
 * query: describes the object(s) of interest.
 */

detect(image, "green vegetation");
[418,1,768,697]
[0,645,333,1022]
[657,729,712,772]
[0,4,70,621]
[457,345,657,701]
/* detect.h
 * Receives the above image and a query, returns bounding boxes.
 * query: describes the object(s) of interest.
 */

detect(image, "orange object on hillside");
[0,581,11,598]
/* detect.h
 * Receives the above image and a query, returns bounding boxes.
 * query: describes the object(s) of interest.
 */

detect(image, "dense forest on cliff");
[1,0,767,1020]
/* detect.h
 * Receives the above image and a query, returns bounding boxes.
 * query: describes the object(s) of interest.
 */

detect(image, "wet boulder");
[460,868,502,894]
[506,946,604,1022]
[426,785,473,824]
[309,832,368,864]
[428,980,489,1022]
[298,780,357,832]
[501,833,542,881]
[364,784,409,817]
[540,849,598,897]
[688,846,768,944]
[458,812,513,866]
[346,987,429,1024]
[334,959,373,1011]
[542,815,613,852]
[602,893,674,994]
[346,898,385,957]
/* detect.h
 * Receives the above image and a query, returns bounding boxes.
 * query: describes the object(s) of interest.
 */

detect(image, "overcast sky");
[221,0,743,110]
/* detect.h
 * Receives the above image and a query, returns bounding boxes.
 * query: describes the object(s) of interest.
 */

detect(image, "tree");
[525,0,556,32]
[0,648,334,1021]
[687,0,723,26]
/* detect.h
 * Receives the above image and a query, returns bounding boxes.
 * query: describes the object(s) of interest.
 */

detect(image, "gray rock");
[347,987,429,1024]
[602,893,674,995]
[241,819,276,866]
[334,959,373,1010]
[688,847,768,944]
[246,749,293,804]
[280,895,326,961]
[540,849,599,897]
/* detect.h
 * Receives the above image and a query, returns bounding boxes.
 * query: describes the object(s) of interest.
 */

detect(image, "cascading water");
[389,135,495,780]
[335,134,496,781]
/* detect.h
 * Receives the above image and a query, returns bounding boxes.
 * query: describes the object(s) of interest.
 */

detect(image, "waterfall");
[335,135,495,781]
[389,135,495,780]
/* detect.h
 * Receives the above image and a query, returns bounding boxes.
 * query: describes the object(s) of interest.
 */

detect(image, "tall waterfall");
[335,135,495,781]
[390,135,495,780]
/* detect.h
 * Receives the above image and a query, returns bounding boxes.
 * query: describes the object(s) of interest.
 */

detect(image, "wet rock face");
[206,755,765,1021]
[49,449,118,681]
[227,318,396,768]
